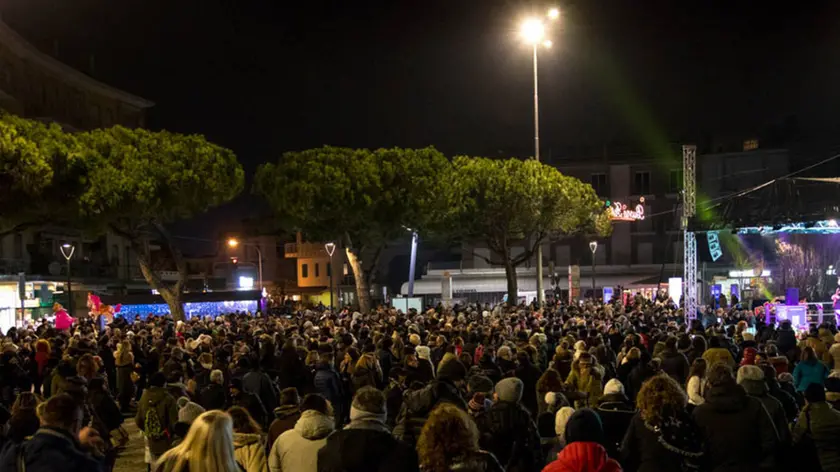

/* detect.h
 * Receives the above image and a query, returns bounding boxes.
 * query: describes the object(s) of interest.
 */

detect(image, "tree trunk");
[136,253,186,321]
[345,248,371,313]
[504,258,518,305]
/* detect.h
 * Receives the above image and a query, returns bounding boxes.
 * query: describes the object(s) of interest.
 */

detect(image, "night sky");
[3,0,840,239]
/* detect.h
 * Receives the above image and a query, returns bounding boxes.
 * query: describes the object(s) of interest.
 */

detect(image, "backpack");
[144,404,167,440]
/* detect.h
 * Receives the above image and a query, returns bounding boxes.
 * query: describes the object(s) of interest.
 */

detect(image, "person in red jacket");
[543,408,622,472]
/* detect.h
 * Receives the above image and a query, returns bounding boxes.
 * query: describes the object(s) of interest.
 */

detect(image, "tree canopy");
[254,146,450,311]
[0,113,85,235]
[75,126,244,319]
[438,156,611,302]
[0,113,243,320]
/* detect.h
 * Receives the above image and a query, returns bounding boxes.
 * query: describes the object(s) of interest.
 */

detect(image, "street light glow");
[62,243,72,249]
[548,8,560,20]
[520,18,545,45]
[543,40,553,48]
[589,241,598,253]
[227,238,239,248]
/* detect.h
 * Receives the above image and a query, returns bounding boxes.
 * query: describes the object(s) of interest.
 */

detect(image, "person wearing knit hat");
[494,377,524,403]
[543,406,576,462]
[602,378,624,397]
[737,365,790,444]
[475,377,542,471]
[317,387,418,471]
[467,375,494,395]
[177,396,206,424]
[436,359,467,383]
[825,374,840,410]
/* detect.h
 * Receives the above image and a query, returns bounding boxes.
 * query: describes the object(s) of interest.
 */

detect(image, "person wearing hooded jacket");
[394,358,468,446]
[595,379,636,460]
[737,365,789,442]
[135,372,179,469]
[793,383,840,472]
[476,377,544,472]
[317,387,418,472]
[737,365,791,470]
[543,408,622,472]
[516,350,543,418]
[656,336,689,384]
[692,363,778,472]
[228,406,268,472]
[269,393,335,472]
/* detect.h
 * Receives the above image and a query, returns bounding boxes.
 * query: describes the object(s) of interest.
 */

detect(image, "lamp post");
[325,242,336,310]
[227,238,263,291]
[60,243,75,316]
[406,228,419,297]
[519,8,558,307]
[589,241,598,299]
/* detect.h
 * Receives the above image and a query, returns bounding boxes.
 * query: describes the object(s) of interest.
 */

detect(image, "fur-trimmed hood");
[294,410,334,440]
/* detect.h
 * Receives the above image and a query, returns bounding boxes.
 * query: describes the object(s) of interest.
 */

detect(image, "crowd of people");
[0,296,840,472]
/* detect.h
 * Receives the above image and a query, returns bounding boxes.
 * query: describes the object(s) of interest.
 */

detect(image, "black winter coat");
[314,362,346,418]
[317,422,419,472]
[515,360,542,418]
[620,413,691,472]
[475,401,543,472]
[692,383,778,472]
[231,391,267,428]
[199,383,227,411]
[0,427,103,472]
[394,379,467,446]
[657,349,690,384]
[596,393,637,459]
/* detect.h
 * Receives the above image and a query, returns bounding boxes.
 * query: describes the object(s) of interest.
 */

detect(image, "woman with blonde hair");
[154,410,240,472]
[227,406,267,472]
[115,339,135,412]
[352,353,382,391]
[417,403,503,472]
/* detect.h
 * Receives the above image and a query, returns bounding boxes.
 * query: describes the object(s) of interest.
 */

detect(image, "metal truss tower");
[682,144,698,321]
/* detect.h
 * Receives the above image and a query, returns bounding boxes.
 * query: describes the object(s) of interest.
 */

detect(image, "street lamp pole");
[520,10,557,307]
[589,241,598,300]
[227,238,263,291]
[325,242,336,310]
[60,244,75,316]
[407,230,418,297]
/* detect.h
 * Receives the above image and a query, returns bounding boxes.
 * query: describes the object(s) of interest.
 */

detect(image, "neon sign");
[608,197,645,221]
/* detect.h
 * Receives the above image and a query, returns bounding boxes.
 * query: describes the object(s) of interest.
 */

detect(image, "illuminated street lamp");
[227,238,262,290]
[518,7,559,307]
[325,242,336,309]
[589,241,598,298]
[60,243,75,316]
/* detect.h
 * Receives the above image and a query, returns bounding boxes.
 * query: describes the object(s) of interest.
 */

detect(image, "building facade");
[0,18,153,330]
[402,142,791,305]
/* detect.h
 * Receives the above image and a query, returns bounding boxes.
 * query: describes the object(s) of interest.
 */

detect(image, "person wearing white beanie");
[555,407,575,444]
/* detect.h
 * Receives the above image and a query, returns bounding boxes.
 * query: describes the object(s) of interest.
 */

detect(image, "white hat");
[603,378,625,396]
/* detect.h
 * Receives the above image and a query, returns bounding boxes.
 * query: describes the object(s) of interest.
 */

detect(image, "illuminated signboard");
[608,197,645,221]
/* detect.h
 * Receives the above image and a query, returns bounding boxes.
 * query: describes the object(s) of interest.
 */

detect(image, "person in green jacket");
[136,371,178,470]
[793,383,840,472]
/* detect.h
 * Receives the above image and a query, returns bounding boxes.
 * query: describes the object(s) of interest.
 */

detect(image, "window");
[13,233,22,259]
[590,173,608,195]
[633,171,651,195]
[743,139,759,151]
[669,170,683,193]
[315,263,320,277]
[301,263,309,278]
